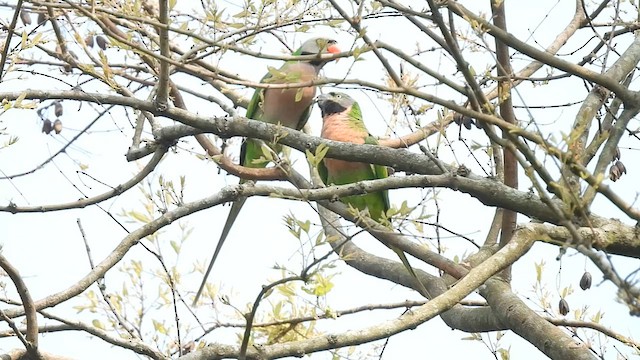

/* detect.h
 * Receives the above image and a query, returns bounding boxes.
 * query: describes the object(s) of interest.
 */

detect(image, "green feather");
[318,92,429,298]
[193,38,337,306]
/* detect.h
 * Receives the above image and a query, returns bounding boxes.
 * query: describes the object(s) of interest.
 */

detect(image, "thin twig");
[0,254,40,358]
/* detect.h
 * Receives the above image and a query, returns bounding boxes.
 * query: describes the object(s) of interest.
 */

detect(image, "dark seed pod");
[454,113,476,130]
[96,36,107,50]
[53,119,62,134]
[615,161,626,175]
[579,272,592,290]
[559,298,570,316]
[463,117,473,130]
[613,147,621,161]
[54,102,63,117]
[37,12,46,25]
[85,35,94,48]
[42,119,53,134]
[453,113,463,125]
[20,11,32,25]
[609,164,621,182]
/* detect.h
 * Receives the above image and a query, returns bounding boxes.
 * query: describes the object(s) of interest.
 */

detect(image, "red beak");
[327,44,340,54]
[327,44,340,62]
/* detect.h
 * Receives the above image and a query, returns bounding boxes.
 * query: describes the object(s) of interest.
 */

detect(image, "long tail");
[391,247,430,298]
[192,196,247,306]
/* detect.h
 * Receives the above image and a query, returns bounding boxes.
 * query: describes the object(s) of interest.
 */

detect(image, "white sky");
[0,0,638,359]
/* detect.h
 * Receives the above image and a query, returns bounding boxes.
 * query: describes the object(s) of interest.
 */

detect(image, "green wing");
[295,102,313,131]
[364,135,390,213]
[318,156,329,185]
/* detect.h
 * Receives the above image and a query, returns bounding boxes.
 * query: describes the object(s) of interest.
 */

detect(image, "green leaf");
[170,240,180,254]
[297,219,310,233]
[305,274,334,296]
[498,348,510,360]
[20,31,27,49]
[260,143,273,162]
[153,319,168,335]
[534,260,544,284]
[92,319,105,330]
[315,143,329,163]
[14,92,26,108]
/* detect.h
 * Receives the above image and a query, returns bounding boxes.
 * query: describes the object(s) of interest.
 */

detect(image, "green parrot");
[193,38,340,305]
[316,92,428,296]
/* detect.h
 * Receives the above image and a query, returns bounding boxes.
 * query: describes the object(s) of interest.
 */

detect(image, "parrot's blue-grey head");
[316,92,358,118]
[296,38,340,67]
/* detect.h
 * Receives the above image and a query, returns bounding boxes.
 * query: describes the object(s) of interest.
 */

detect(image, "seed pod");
[53,119,63,134]
[54,102,63,117]
[454,113,476,130]
[579,272,592,290]
[463,117,473,130]
[20,11,32,25]
[42,119,53,134]
[613,147,621,161]
[615,161,626,175]
[453,113,463,125]
[609,164,621,182]
[37,12,46,25]
[85,35,94,48]
[96,36,108,50]
[558,298,570,316]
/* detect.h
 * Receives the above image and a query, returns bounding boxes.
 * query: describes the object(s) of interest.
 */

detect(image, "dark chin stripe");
[320,102,346,117]
[300,52,325,67]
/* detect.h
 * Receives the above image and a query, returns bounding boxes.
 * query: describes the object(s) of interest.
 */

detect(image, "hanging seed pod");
[558,298,570,316]
[453,113,476,130]
[54,102,63,117]
[96,36,108,50]
[20,11,32,25]
[37,12,46,25]
[609,164,621,182]
[615,161,627,176]
[463,117,473,130]
[579,272,592,290]
[42,119,53,134]
[453,113,463,125]
[85,35,94,48]
[613,147,621,161]
[53,119,63,134]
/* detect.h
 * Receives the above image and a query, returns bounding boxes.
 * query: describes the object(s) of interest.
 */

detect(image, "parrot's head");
[316,92,357,118]
[296,38,340,67]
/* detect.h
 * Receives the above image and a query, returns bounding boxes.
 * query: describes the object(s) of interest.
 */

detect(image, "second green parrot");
[193,38,340,305]
[316,92,427,296]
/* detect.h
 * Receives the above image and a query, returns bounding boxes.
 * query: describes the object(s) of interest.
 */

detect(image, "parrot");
[193,38,340,305]
[316,92,428,296]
